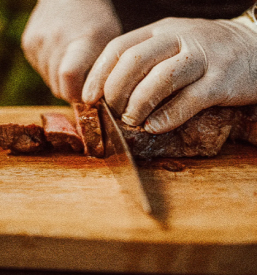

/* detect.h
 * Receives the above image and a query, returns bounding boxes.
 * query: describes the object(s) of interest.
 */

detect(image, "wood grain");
[0,106,257,274]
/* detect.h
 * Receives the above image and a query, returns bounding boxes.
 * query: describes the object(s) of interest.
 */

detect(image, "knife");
[99,98,152,214]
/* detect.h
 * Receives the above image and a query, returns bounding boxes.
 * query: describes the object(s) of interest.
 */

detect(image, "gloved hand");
[22,0,122,103]
[82,13,257,134]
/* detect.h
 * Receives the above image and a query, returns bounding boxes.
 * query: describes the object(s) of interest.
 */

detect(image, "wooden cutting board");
[0,106,257,274]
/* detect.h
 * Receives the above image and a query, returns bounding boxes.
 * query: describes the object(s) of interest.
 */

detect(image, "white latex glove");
[82,13,257,134]
[22,0,122,103]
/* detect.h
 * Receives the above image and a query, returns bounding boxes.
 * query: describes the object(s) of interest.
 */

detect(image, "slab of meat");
[73,103,104,158]
[117,107,235,159]
[0,124,47,154]
[41,113,84,152]
[1,104,257,158]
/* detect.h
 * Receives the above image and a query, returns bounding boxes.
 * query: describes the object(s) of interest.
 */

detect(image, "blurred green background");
[0,0,66,106]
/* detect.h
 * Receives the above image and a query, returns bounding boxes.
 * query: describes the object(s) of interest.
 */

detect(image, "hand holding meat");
[21,0,122,103]
[82,16,257,134]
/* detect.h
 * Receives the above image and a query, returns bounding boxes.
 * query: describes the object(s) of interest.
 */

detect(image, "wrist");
[232,2,257,33]
[245,2,257,24]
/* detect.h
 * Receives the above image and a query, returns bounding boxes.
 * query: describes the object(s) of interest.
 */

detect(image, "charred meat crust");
[0,124,47,154]
[230,105,257,146]
[117,107,235,159]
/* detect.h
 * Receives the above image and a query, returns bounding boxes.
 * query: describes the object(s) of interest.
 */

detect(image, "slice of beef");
[41,113,84,152]
[73,103,104,157]
[116,106,235,159]
[0,124,47,154]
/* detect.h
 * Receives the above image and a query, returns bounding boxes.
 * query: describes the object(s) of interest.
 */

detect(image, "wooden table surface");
[0,106,257,275]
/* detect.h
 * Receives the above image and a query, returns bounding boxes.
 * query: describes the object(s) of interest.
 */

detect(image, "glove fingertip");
[121,114,138,126]
[82,89,102,105]
[144,112,180,134]
[144,119,159,134]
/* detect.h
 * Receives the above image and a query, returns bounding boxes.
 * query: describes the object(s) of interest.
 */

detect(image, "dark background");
[0,0,65,106]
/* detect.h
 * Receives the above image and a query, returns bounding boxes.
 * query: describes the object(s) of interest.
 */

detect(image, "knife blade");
[99,98,152,214]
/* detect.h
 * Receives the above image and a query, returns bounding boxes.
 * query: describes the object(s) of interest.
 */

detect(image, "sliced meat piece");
[0,124,47,154]
[73,103,104,158]
[117,107,235,159]
[41,113,84,152]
